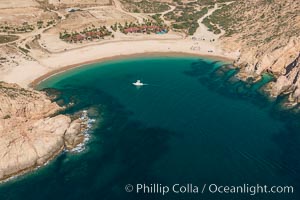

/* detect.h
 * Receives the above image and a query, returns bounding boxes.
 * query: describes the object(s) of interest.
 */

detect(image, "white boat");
[132,80,145,86]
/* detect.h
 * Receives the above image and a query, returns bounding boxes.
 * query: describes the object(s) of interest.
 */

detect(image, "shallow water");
[1,57,299,200]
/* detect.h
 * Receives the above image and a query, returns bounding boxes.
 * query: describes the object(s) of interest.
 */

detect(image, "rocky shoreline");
[233,45,300,108]
[0,82,87,182]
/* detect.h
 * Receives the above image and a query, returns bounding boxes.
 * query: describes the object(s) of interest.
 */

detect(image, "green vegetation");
[264,35,277,43]
[37,21,44,29]
[264,0,274,3]
[3,115,11,119]
[18,46,30,54]
[202,17,221,34]
[121,0,170,13]
[60,26,112,43]
[47,20,55,27]
[202,3,237,36]
[0,35,19,44]
[37,20,55,29]
[111,23,118,32]
[165,5,208,35]
[0,22,34,34]
[119,0,235,36]
[114,19,168,34]
[25,44,31,49]
[196,0,234,6]
[199,0,300,42]
[161,0,238,36]
[151,14,164,25]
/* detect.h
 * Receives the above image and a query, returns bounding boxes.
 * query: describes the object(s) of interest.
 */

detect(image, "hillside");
[211,0,300,104]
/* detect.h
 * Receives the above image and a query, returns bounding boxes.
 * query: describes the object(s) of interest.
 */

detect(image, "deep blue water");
[0,57,300,200]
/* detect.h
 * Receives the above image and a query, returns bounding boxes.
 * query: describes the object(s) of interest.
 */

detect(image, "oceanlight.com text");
[125,183,294,196]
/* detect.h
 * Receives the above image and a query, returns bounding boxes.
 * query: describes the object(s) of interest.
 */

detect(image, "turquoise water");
[0,57,300,200]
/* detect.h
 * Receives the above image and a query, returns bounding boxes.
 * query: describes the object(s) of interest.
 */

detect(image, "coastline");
[30,51,234,88]
[0,38,239,88]
[0,145,64,184]
[0,38,237,184]
[0,0,299,194]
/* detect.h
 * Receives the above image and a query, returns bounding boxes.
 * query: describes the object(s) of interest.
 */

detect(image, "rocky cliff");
[234,37,300,105]
[0,82,84,181]
[213,0,300,105]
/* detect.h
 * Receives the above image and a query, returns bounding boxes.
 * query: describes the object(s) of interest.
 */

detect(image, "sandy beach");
[31,51,235,88]
[0,38,239,88]
[0,0,241,89]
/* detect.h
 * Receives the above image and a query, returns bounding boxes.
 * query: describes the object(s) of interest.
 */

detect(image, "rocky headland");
[233,37,300,106]
[216,0,300,106]
[0,82,85,182]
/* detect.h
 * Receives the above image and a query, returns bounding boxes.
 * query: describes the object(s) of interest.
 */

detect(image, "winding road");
[193,2,234,41]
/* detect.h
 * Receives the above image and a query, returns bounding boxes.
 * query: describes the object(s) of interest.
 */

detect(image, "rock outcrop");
[216,0,300,105]
[266,52,300,103]
[234,38,300,104]
[0,82,83,181]
[64,119,85,150]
